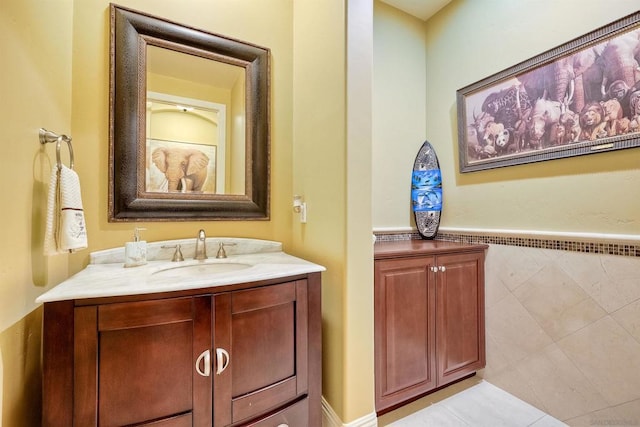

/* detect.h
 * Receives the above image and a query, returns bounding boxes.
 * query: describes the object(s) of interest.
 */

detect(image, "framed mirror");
[109,4,270,221]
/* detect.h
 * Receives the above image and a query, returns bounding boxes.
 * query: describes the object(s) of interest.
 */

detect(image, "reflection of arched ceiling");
[149,100,219,126]
[147,45,245,89]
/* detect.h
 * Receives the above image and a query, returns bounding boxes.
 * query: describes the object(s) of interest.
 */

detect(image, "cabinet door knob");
[195,349,211,377]
[216,348,230,375]
[276,424,289,427]
[439,265,446,272]
[430,266,438,273]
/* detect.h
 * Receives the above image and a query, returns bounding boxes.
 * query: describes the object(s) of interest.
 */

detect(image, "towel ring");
[39,128,74,170]
[56,136,74,170]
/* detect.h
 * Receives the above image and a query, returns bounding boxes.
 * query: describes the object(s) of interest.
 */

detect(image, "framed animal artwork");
[457,11,640,173]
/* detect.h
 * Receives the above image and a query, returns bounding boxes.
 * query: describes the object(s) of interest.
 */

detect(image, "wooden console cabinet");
[42,273,322,427]
[374,240,487,414]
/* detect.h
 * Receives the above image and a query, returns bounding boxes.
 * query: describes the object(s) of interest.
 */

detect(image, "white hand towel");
[44,165,88,255]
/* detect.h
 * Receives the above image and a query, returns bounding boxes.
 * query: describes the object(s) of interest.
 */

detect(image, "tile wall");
[375,231,640,426]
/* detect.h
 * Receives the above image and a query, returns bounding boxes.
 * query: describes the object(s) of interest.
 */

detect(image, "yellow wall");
[291,0,348,419]
[292,0,375,422]
[0,0,74,425]
[373,1,428,229]
[345,0,375,421]
[429,0,640,235]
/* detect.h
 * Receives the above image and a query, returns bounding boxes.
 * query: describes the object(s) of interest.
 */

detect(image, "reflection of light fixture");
[176,105,194,112]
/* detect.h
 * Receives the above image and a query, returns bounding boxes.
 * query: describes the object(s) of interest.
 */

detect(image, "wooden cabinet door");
[374,256,437,413]
[435,252,486,386]
[213,281,309,426]
[245,397,309,426]
[74,296,212,427]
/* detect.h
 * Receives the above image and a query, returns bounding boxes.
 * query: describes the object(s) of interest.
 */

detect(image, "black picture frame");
[109,4,270,220]
[457,11,640,173]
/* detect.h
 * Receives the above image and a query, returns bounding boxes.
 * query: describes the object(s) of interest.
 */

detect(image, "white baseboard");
[322,397,342,427]
[322,396,377,427]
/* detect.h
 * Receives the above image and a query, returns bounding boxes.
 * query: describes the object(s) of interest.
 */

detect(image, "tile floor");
[379,380,567,427]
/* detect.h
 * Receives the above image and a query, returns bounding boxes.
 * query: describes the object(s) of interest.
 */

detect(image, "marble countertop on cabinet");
[36,238,325,303]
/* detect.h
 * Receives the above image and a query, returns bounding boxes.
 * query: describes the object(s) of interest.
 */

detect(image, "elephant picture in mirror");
[146,90,237,195]
[147,140,216,194]
[109,4,270,221]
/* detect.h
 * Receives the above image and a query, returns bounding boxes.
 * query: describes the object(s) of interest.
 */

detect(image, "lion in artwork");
[578,102,607,141]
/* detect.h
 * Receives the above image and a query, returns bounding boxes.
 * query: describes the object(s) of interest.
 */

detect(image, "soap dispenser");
[124,227,147,268]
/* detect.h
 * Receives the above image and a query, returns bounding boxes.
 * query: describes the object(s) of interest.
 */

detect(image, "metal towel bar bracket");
[39,128,74,169]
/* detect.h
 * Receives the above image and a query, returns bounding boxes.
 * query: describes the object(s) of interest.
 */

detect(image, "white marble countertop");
[36,238,325,303]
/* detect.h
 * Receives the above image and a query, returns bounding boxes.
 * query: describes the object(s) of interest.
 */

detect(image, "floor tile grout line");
[432,401,473,426]
[388,381,566,427]
[527,413,552,426]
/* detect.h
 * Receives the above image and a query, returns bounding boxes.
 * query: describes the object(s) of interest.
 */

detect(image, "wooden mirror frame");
[109,4,270,221]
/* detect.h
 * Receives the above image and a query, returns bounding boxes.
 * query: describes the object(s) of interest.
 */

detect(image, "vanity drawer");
[245,398,308,427]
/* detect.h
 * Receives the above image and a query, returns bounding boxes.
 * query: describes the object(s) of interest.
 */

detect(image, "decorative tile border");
[374,230,640,257]
[375,232,422,242]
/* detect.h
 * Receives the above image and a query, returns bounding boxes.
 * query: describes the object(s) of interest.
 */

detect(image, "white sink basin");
[151,261,252,280]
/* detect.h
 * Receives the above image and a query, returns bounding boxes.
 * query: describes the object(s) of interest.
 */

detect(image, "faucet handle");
[162,244,184,262]
[216,242,236,259]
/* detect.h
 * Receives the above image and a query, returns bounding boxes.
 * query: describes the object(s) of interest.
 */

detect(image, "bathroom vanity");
[374,239,487,414]
[38,238,324,427]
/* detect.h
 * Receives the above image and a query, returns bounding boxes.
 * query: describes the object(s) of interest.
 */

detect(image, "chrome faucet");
[194,229,208,260]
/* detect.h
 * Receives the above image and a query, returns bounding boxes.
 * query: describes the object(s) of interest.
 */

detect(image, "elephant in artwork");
[520,45,606,115]
[519,63,554,102]
[600,29,640,99]
[571,45,606,113]
[535,46,605,113]
[519,58,580,110]
[151,147,210,192]
[549,56,576,103]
